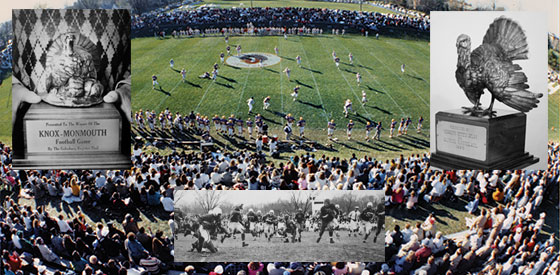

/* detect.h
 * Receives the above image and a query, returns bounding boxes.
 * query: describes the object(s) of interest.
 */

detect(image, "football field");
[132,34,434,158]
[175,230,384,262]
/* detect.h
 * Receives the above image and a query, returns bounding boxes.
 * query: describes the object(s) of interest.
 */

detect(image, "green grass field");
[190,0,400,14]
[132,34,434,159]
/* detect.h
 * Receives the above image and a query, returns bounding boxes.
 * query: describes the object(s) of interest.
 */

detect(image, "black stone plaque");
[431,109,538,170]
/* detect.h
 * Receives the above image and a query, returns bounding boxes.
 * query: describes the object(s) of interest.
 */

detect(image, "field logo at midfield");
[226,52,281,68]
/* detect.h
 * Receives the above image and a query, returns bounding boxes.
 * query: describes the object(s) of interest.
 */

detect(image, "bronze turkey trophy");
[431,16,542,170]
[12,9,131,170]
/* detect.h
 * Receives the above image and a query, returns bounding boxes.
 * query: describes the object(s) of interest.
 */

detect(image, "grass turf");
[132,34,433,159]
[175,230,385,262]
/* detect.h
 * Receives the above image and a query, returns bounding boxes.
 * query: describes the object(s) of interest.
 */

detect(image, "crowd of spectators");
[548,70,559,85]
[0,140,175,275]
[179,262,393,275]
[0,141,558,274]
[0,40,12,70]
[384,142,559,274]
[131,7,429,33]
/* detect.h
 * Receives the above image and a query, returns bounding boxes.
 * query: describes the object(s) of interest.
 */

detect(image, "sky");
[466,0,559,34]
[1,0,72,23]
[175,190,381,209]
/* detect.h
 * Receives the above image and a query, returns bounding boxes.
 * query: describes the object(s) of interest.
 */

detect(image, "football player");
[390,119,397,138]
[294,208,306,242]
[398,118,405,136]
[327,120,336,140]
[283,67,291,81]
[334,57,340,70]
[348,52,353,65]
[374,121,382,140]
[296,55,302,67]
[316,199,339,243]
[181,68,186,82]
[263,96,271,110]
[297,117,306,138]
[291,86,300,101]
[246,117,254,138]
[246,208,259,239]
[152,75,159,90]
[220,52,225,63]
[283,215,298,243]
[361,90,367,105]
[247,97,255,114]
[356,72,361,86]
[347,120,355,140]
[348,206,360,237]
[365,121,374,141]
[169,58,174,68]
[344,99,353,118]
[263,210,277,241]
[222,205,249,247]
[417,116,424,133]
[360,202,376,243]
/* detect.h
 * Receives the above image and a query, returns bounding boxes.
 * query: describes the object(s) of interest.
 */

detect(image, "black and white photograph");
[174,190,384,262]
[429,12,548,170]
[11,9,131,169]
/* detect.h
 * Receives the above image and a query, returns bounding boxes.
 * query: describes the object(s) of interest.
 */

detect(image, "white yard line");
[334,36,407,117]
[234,38,261,115]
[297,36,330,123]
[352,39,430,107]
[279,36,284,114]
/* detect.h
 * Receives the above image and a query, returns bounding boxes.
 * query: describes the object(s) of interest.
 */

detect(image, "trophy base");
[430,151,539,170]
[12,153,131,170]
[431,109,537,170]
[12,102,131,170]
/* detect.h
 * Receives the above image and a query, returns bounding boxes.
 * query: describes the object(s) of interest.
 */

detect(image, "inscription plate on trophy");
[25,119,120,153]
[436,120,487,161]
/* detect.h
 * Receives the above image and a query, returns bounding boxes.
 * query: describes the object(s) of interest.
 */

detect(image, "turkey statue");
[42,32,104,107]
[455,17,543,117]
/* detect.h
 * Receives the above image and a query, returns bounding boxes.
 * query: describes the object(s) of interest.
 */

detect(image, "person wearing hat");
[316,198,339,243]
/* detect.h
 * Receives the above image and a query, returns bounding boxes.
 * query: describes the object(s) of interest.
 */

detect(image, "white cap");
[215,265,224,274]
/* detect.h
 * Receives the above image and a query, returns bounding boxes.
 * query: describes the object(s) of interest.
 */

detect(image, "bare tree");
[195,191,224,213]
[288,191,317,214]
[338,193,358,214]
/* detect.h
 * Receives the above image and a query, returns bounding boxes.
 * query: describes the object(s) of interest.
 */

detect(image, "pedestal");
[12,102,131,170]
[430,109,538,170]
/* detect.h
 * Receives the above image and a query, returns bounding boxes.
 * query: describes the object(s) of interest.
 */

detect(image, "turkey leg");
[482,94,497,117]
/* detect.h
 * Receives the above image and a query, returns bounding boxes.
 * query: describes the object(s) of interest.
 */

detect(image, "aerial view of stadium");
[0,0,558,274]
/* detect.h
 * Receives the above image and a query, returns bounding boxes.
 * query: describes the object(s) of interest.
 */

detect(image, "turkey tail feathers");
[483,17,528,60]
[501,89,543,113]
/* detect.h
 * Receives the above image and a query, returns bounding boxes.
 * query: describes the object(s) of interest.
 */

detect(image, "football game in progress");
[130,1,432,159]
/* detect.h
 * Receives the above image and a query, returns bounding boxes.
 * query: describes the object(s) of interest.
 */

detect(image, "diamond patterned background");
[12,9,131,94]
